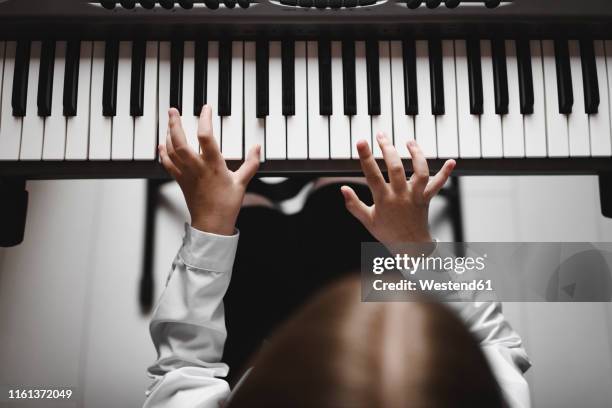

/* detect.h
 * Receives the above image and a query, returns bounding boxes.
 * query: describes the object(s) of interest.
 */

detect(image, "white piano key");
[221,41,243,160]
[352,40,371,158]
[89,41,112,160]
[65,41,92,160]
[592,40,612,157]
[206,41,221,146]
[42,41,67,160]
[287,41,308,160]
[20,41,44,160]
[436,40,459,159]
[524,40,547,158]
[134,41,158,160]
[502,40,525,158]
[158,41,170,150]
[0,41,21,160]
[244,41,265,162]
[390,40,413,159]
[111,41,134,160]
[542,39,569,157]
[454,40,480,159]
[415,40,437,158]
[307,41,329,159]
[480,40,503,158]
[267,41,287,159]
[371,41,393,159]
[567,40,590,157]
[330,41,351,159]
[182,41,199,153]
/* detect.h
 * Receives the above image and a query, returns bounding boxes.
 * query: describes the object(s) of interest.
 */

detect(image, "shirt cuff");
[179,223,239,273]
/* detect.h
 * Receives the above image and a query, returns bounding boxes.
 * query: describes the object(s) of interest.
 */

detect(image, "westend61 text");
[372,279,494,292]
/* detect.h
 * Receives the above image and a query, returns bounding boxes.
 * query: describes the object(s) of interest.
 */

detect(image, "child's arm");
[342,133,530,408]
[143,106,260,407]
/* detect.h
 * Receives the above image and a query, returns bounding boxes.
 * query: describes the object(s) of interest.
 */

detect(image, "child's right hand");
[340,134,456,247]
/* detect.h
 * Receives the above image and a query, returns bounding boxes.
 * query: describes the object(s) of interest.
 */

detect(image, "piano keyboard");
[1,39,612,176]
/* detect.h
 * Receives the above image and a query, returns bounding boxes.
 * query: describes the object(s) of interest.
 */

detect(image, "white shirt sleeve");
[446,301,532,408]
[423,241,532,408]
[143,224,237,408]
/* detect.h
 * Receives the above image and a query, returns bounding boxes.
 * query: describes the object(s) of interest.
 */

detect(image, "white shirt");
[143,225,532,408]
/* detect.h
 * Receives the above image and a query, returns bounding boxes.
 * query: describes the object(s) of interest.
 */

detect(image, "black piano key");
[402,39,418,115]
[342,40,356,116]
[428,39,444,115]
[12,40,30,117]
[218,41,232,116]
[102,40,119,117]
[554,39,573,114]
[318,40,332,116]
[516,39,534,115]
[580,40,599,114]
[256,40,269,118]
[63,40,80,117]
[194,40,208,116]
[466,39,483,115]
[281,40,295,116]
[170,40,183,114]
[491,39,508,115]
[37,40,55,117]
[365,40,380,116]
[130,40,145,117]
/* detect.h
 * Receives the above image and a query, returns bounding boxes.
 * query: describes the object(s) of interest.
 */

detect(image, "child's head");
[227,275,504,408]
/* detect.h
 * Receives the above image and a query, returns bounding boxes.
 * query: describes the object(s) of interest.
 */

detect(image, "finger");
[407,140,429,197]
[165,129,184,169]
[424,159,456,201]
[340,186,372,227]
[376,132,408,193]
[158,144,182,179]
[197,105,224,167]
[235,144,261,186]
[356,140,387,199]
[168,108,202,170]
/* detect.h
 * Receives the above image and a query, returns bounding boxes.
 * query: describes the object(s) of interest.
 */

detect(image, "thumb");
[235,144,261,186]
[340,185,372,227]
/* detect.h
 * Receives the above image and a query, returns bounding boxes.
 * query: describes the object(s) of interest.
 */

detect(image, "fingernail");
[376,132,384,141]
[408,140,416,147]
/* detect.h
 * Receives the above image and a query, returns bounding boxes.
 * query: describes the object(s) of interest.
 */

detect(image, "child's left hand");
[159,105,261,236]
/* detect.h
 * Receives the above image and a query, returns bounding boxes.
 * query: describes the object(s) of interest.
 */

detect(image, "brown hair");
[228,276,505,408]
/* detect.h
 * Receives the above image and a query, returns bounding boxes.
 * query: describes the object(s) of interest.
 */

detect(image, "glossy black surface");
[402,39,418,115]
[11,40,30,117]
[169,40,183,114]
[256,40,269,118]
[554,39,573,114]
[102,40,119,117]
[428,39,444,115]
[342,40,357,116]
[466,38,483,115]
[194,40,208,116]
[491,39,508,115]
[516,39,534,115]
[37,40,55,117]
[281,40,295,116]
[130,40,146,117]
[318,40,332,116]
[365,40,380,116]
[63,40,80,117]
